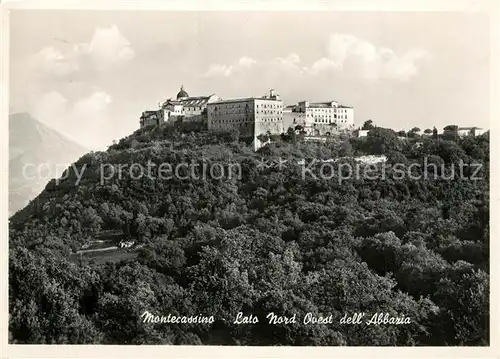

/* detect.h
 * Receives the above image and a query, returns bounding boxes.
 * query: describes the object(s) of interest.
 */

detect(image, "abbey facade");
[140,86,354,150]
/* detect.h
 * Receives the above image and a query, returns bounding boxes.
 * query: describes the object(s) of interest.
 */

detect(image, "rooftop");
[140,110,160,119]
[208,97,282,105]
[458,127,483,131]
[142,110,158,114]
[162,95,217,108]
[180,97,212,106]
[310,102,334,108]
[308,102,353,109]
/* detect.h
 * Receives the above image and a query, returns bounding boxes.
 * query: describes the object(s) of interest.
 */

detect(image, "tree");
[444,125,458,132]
[432,127,438,139]
[8,122,490,346]
[361,120,374,130]
[436,140,467,164]
[433,263,489,345]
[257,133,269,143]
[442,125,459,141]
[363,127,401,154]
[424,128,433,134]
[387,151,408,166]
[282,127,297,144]
[406,127,422,139]
[397,130,406,137]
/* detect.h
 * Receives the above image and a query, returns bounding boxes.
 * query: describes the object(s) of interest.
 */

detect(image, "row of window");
[258,118,281,122]
[209,114,282,121]
[314,119,348,124]
[210,109,282,115]
[256,103,282,109]
[211,119,252,124]
[212,122,253,128]
[210,109,251,115]
[210,117,282,124]
[307,114,348,119]
[309,108,348,113]
[209,103,283,110]
[210,103,251,110]
[256,110,282,115]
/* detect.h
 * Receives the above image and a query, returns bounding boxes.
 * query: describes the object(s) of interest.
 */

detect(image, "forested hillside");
[9,123,490,345]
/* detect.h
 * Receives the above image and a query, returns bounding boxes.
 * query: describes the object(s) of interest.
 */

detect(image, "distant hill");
[9,112,88,216]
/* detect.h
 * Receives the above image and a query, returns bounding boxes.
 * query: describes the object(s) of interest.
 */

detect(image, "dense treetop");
[9,122,489,345]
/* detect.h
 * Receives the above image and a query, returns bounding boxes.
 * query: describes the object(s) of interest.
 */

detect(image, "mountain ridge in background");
[9,112,89,216]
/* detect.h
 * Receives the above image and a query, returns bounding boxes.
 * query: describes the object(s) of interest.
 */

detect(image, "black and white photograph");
[2,0,497,356]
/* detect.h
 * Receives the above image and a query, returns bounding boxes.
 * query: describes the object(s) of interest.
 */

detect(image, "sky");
[9,10,490,150]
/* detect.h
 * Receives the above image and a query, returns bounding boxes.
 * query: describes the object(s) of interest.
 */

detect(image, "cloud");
[73,91,113,114]
[238,56,257,68]
[84,25,135,68]
[201,34,429,82]
[201,56,258,77]
[20,25,135,149]
[272,53,305,73]
[33,25,134,78]
[277,53,300,66]
[203,53,304,79]
[314,33,430,81]
[31,90,114,149]
[308,57,339,75]
[35,47,80,77]
[31,91,69,123]
[202,64,233,77]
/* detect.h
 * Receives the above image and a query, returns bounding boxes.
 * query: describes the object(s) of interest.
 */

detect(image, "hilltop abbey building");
[207,89,284,151]
[139,86,220,128]
[283,100,354,136]
[139,86,355,150]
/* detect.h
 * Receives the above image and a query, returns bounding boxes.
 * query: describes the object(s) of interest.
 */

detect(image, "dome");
[176,85,189,99]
